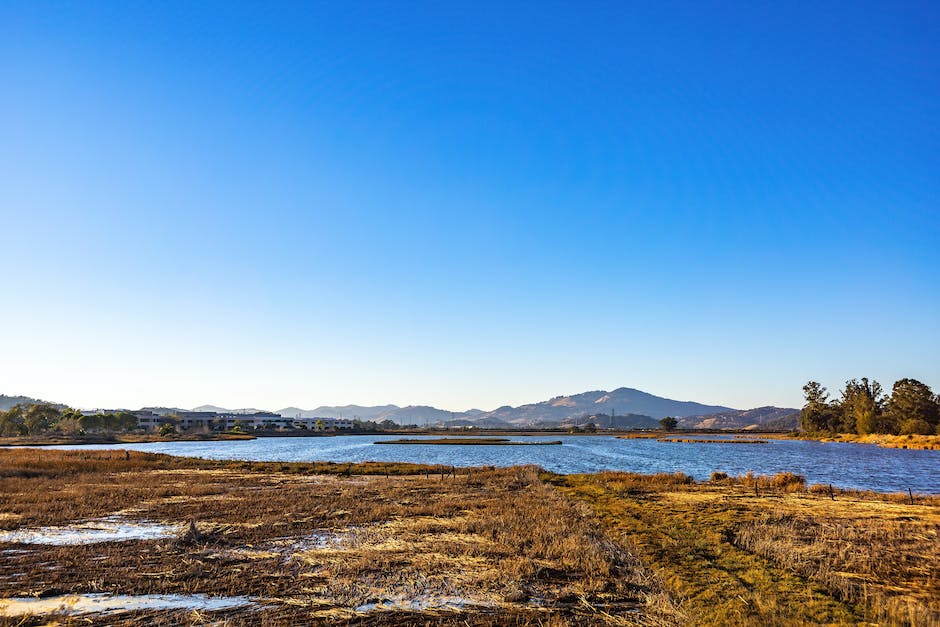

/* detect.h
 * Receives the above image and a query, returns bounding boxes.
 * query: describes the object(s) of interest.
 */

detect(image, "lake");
[41,435,940,494]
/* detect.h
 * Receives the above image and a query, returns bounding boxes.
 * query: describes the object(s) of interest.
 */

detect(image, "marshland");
[1,449,938,625]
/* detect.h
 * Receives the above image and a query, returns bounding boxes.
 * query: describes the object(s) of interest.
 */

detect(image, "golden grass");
[550,471,940,626]
[0,449,672,625]
[790,433,940,450]
[3,449,937,626]
[657,437,767,444]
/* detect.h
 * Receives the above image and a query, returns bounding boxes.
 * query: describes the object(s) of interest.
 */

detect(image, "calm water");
[42,435,940,494]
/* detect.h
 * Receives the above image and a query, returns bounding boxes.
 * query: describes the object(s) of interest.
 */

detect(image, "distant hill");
[761,412,801,431]
[276,404,400,419]
[177,387,794,430]
[192,405,266,414]
[561,412,660,430]
[677,406,800,431]
[472,387,733,425]
[0,394,67,411]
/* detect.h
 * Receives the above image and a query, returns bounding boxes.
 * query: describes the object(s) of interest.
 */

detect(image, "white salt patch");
[0,516,179,545]
[355,595,488,613]
[0,593,252,616]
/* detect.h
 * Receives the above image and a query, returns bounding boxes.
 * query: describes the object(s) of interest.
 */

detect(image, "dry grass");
[3,449,936,626]
[657,438,767,444]
[790,433,940,450]
[0,449,670,625]
[735,507,940,625]
[551,471,940,626]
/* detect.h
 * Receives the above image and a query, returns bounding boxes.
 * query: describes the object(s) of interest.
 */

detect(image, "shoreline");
[1,429,937,451]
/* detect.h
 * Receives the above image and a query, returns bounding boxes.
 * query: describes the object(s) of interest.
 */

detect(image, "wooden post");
[909,488,915,506]
[828,484,835,500]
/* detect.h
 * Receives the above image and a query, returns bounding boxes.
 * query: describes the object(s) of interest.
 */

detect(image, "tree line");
[0,404,138,437]
[801,378,939,435]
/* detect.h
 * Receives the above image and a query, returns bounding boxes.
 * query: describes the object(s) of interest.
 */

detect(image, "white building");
[291,417,355,431]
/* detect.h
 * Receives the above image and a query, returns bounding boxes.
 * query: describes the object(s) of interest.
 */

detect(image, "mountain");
[211,388,791,429]
[374,405,461,425]
[276,405,400,419]
[0,394,67,411]
[192,405,266,414]
[140,406,188,415]
[561,412,660,430]
[472,387,734,425]
[677,406,800,430]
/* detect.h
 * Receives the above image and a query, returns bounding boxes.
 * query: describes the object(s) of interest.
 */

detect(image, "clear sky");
[1,1,938,412]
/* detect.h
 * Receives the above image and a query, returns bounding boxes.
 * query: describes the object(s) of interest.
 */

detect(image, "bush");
[710,471,729,483]
[768,472,806,491]
[898,418,934,435]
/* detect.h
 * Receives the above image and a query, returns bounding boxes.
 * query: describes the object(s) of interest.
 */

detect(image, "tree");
[583,422,598,433]
[841,378,884,435]
[659,417,678,431]
[0,405,26,437]
[79,413,105,433]
[56,408,85,435]
[24,404,61,435]
[112,412,139,432]
[800,381,837,432]
[898,418,935,435]
[887,379,938,431]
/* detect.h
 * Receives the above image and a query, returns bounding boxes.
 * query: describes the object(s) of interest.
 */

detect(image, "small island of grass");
[376,437,562,445]
[658,437,768,444]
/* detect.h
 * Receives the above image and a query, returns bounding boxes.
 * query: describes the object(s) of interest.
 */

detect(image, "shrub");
[898,418,934,435]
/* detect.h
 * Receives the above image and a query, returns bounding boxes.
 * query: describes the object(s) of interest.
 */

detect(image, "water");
[0,516,179,545]
[0,593,252,616]
[355,595,490,613]
[39,435,940,494]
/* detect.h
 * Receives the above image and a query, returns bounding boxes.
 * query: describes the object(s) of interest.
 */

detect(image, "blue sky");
[1,1,938,411]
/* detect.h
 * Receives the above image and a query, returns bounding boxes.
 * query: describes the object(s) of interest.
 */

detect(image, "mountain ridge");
[2,388,799,430]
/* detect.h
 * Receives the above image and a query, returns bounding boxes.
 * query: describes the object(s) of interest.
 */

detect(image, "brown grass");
[3,449,937,626]
[0,449,670,625]
[551,471,940,626]
[789,432,940,450]
[657,437,768,444]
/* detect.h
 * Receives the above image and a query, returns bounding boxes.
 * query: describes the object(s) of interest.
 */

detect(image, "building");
[291,417,355,431]
[134,410,355,432]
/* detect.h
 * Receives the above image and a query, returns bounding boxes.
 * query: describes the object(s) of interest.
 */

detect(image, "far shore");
[1,429,937,451]
[376,437,563,445]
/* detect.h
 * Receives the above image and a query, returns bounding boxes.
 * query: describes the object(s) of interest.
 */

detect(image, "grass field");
[0,449,937,625]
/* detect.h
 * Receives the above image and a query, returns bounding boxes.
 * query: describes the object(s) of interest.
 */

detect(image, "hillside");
[0,395,66,411]
[677,406,800,430]
[276,405,400,420]
[561,412,660,430]
[472,387,733,425]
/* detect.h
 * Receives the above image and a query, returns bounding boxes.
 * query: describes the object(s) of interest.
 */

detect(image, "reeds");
[0,450,657,625]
